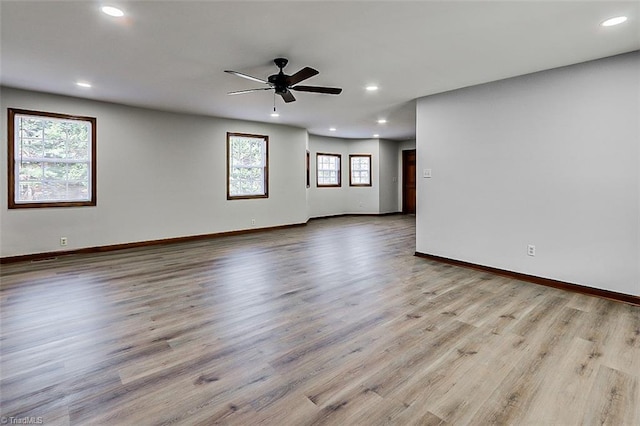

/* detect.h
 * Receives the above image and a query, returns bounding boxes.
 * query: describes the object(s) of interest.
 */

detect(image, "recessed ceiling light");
[270,112,279,118]
[373,134,379,138]
[76,81,92,88]
[329,127,337,132]
[377,119,387,124]
[601,16,627,27]
[101,6,125,17]
[366,85,379,91]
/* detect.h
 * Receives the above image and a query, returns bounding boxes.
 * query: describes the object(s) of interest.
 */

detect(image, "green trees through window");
[349,154,372,186]
[316,153,341,187]
[8,108,96,208]
[227,133,268,199]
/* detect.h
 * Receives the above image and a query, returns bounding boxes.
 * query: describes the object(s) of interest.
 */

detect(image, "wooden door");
[402,149,416,214]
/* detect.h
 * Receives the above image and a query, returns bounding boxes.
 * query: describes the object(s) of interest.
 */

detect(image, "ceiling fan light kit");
[225,58,343,104]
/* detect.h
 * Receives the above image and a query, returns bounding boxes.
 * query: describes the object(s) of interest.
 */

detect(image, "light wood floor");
[1,215,638,425]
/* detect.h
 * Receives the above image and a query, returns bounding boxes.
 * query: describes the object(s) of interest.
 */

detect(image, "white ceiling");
[1,1,638,140]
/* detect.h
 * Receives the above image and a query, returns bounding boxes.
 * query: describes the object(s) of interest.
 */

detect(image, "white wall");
[1,87,308,257]
[378,139,400,214]
[307,135,349,217]
[345,139,380,214]
[416,52,640,296]
[308,135,387,217]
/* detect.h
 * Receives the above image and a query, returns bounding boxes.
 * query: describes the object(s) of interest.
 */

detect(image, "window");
[8,108,97,208]
[349,154,372,186]
[227,132,268,199]
[316,153,341,187]
[306,150,310,188]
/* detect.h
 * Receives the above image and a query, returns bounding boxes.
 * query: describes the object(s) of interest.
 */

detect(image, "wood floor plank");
[581,365,639,426]
[523,336,601,425]
[1,215,638,425]
[467,306,587,424]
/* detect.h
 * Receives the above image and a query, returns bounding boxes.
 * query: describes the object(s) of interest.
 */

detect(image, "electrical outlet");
[60,237,68,246]
[251,218,256,226]
[527,244,535,256]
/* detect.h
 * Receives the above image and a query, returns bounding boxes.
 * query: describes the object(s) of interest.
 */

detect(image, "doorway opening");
[402,149,416,214]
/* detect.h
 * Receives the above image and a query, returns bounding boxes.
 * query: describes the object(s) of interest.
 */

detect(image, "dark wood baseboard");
[310,212,402,220]
[1,222,308,264]
[1,214,406,264]
[415,252,640,307]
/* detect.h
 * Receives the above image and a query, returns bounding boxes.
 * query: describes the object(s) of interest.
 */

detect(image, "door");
[402,149,416,214]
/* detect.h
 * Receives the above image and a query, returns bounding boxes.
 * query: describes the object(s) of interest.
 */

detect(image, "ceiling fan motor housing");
[268,73,289,94]
[270,58,292,93]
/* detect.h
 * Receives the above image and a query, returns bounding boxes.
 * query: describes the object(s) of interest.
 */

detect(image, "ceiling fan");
[225,58,342,103]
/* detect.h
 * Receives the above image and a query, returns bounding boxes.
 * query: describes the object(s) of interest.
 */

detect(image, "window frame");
[226,132,269,200]
[306,150,310,189]
[316,152,342,188]
[8,108,97,209]
[349,154,372,187]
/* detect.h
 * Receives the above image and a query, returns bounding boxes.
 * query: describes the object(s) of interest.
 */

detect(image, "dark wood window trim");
[8,108,97,209]
[306,150,310,189]
[316,152,342,187]
[226,132,269,200]
[349,154,372,187]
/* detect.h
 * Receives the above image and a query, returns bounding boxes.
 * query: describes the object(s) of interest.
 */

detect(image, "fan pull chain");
[271,91,279,117]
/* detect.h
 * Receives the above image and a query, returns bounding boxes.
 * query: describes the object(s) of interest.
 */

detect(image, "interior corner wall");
[308,135,387,217]
[378,139,400,214]
[345,139,381,214]
[1,87,309,258]
[416,52,640,296]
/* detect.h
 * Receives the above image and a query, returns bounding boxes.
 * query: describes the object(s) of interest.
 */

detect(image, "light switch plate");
[423,168,432,178]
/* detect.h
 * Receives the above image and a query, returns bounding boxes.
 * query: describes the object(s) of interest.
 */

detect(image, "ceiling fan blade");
[286,67,319,86]
[291,85,342,95]
[228,88,273,95]
[279,90,296,103]
[224,70,269,84]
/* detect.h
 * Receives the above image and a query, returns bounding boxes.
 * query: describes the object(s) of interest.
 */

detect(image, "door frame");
[402,149,416,214]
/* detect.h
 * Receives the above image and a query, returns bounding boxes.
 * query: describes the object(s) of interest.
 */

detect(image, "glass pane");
[67,138,89,160]
[67,181,89,201]
[19,139,44,158]
[42,181,68,201]
[44,120,65,141]
[44,162,68,180]
[17,182,43,202]
[231,167,261,180]
[44,139,66,159]
[68,163,89,181]
[19,162,43,182]
[19,118,44,139]
[67,122,90,142]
